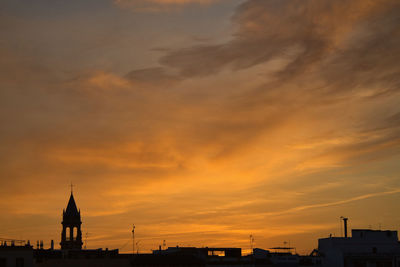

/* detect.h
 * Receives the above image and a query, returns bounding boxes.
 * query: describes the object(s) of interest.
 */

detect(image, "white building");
[318,229,400,267]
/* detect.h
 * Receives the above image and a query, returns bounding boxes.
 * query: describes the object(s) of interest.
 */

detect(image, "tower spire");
[61,187,83,250]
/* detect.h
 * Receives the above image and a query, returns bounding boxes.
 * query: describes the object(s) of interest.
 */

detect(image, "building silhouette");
[318,229,400,267]
[60,191,83,250]
[4,189,400,266]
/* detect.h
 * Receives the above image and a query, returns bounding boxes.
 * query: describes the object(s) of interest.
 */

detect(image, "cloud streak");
[260,188,400,217]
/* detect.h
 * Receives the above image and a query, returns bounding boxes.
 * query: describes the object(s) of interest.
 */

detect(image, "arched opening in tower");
[66,227,70,241]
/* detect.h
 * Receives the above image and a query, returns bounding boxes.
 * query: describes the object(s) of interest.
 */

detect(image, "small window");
[208,250,225,257]
[16,258,24,267]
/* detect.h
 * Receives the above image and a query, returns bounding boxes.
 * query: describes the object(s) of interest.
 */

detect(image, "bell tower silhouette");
[60,184,83,250]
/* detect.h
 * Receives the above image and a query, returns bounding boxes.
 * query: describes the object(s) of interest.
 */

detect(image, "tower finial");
[70,182,74,194]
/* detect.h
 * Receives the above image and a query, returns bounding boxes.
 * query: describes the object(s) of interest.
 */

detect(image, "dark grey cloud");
[317,6,400,97]
[157,0,331,78]
[125,67,180,85]
[156,0,400,96]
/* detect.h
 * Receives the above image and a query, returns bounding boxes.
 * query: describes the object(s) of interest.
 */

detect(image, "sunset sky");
[1,0,400,254]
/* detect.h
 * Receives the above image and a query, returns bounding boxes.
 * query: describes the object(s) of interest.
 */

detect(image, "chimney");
[342,217,348,238]
[51,240,54,250]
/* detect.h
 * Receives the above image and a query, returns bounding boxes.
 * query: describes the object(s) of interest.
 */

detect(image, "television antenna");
[250,235,254,254]
[84,232,90,249]
[132,224,135,254]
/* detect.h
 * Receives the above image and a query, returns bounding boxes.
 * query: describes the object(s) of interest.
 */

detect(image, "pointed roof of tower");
[65,192,79,216]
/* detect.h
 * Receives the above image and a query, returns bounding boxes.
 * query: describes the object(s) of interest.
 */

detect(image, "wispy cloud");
[260,188,400,217]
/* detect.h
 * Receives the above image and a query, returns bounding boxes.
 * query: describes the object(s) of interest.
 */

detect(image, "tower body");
[60,192,83,250]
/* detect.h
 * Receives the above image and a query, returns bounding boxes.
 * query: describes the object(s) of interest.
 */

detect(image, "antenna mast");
[84,232,90,249]
[132,224,135,255]
[250,235,254,254]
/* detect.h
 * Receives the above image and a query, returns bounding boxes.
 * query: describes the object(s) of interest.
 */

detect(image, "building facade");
[318,229,400,267]
[0,243,34,267]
